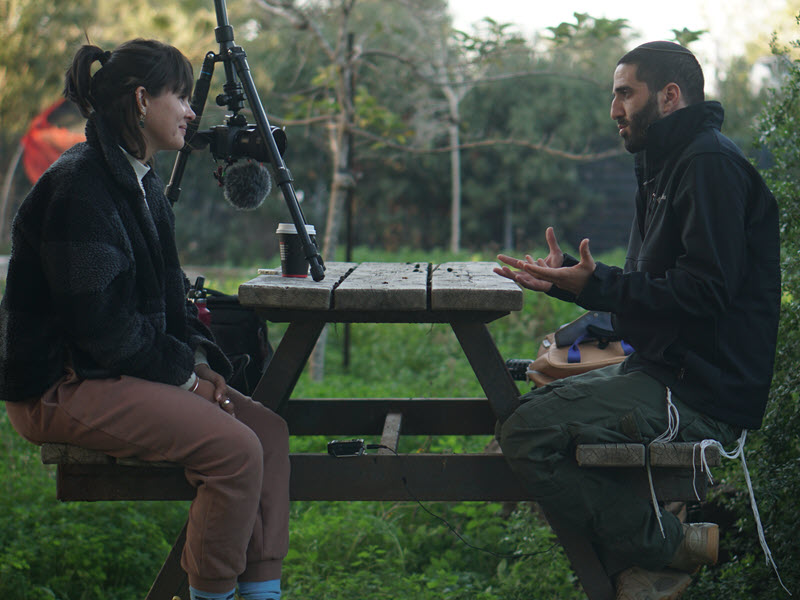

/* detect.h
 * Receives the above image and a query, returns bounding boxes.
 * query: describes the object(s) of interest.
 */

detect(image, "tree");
[353,10,630,253]
[390,8,525,253]
[243,3,636,258]
[249,0,364,261]
[453,13,630,252]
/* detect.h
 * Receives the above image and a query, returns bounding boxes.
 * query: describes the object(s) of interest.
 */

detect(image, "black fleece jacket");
[0,114,231,402]
[553,102,780,430]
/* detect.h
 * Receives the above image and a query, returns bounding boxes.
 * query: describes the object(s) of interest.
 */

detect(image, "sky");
[449,0,798,69]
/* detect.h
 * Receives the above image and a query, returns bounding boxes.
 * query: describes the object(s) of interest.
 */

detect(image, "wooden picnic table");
[242,261,523,417]
[43,261,716,600]
[235,261,526,500]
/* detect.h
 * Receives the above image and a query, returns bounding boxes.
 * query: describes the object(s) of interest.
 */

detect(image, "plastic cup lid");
[276,222,316,235]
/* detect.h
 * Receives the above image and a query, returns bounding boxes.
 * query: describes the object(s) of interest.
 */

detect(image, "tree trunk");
[503,196,513,250]
[0,143,24,243]
[309,33,356,381]
[308,164,352,382]
[448,117,461,254]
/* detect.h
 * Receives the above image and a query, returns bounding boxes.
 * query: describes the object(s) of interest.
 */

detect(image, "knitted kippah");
[634,41,695,56]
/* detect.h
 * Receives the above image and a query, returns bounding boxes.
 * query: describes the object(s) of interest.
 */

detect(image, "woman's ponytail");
[63,45,108,118]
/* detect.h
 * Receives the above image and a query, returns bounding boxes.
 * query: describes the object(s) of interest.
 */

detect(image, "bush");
[684,29,800,599]
[0,409,189,600]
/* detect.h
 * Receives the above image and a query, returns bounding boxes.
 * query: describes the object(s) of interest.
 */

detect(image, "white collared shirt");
[120,146,151,207]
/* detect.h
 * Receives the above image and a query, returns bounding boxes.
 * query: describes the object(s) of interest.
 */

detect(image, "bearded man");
[494,41,780,600]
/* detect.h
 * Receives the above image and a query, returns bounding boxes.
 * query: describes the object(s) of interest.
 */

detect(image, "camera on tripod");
[166,0,325,280]
[189,113,287,163]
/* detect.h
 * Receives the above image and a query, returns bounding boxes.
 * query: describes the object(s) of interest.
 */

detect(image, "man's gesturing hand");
[494,229,595,296]
[522,237,596,296]
[494,227,567,293]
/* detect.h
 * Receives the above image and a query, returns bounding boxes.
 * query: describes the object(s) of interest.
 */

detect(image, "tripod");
[166,0,325,281]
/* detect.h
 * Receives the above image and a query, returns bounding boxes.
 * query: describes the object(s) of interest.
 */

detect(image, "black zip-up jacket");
[555,101,779,430]
[0,114,231,402]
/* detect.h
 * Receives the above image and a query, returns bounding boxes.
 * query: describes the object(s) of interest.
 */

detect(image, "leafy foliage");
[3,0,725,261]
[0,408,189,600]
[683,23,800,600]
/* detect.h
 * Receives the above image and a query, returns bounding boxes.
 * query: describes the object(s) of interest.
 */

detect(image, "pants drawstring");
[693,431,791,595]
[646,387,681,537]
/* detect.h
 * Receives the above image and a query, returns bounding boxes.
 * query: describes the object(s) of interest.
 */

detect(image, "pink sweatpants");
[6,368,290,593]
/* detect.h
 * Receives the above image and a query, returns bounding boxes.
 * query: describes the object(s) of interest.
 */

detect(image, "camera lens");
[232,126,287,163]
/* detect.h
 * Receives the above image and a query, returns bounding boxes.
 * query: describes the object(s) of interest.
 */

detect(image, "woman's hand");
[194,364,234,415]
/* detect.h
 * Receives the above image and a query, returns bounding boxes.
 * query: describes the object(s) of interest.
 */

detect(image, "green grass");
[1,247,622,600]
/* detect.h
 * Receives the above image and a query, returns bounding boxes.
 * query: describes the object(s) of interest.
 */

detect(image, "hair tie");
[98,50,112,66]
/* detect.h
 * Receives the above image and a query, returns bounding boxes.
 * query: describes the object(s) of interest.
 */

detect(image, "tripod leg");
[225,45,325,280]
[166,52,217,204]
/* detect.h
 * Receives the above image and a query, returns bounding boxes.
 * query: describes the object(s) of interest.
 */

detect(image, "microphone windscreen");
[223,160,272,210]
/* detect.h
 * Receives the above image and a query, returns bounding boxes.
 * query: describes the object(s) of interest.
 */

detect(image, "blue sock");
[238,579,281,600]
[189,587,235,600]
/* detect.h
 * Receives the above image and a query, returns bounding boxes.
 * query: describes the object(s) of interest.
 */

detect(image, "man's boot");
[668,522,719,573]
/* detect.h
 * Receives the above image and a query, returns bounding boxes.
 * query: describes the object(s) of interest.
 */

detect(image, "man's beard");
[621,93,661,153]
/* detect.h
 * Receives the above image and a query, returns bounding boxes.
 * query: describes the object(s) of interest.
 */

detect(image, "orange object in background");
[20,99,85,184]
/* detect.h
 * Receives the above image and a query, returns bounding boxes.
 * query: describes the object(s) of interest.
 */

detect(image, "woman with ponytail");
[1,39,289,600]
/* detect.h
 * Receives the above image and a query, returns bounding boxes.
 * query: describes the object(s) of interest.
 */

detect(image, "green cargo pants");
[499,362,740,574]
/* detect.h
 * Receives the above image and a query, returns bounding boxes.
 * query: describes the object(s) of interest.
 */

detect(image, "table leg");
[449,321,520,423]
[252,320,325,413]
[379,412,403,454]
[541,506,616,600]
[145,522,189,600]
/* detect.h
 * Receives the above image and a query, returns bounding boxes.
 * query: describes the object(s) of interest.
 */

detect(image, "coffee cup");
[276,222,317,277]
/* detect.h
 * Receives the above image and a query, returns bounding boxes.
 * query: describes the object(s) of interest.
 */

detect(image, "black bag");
[553,310,619,348]
[190,277,273,396]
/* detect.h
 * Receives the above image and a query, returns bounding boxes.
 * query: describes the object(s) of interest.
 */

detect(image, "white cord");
[642,389,789,594]
[647,387,680,537]
[692,432,791,595]
[653,387,681,444]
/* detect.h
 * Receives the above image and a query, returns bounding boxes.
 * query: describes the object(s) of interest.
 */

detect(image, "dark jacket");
[0,114,231,402]
[565,102,780,429]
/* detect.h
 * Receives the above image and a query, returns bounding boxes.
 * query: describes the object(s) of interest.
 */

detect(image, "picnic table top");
[238,261,523,313]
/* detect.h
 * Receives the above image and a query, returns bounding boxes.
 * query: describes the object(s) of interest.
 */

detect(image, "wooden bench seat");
[40,398,535,503]
[576,441,721,468]
[551,441,722,600]
[40,402,723,600]
[40,405,720,505]
[41,438,720,500]
[41,440,722,466]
